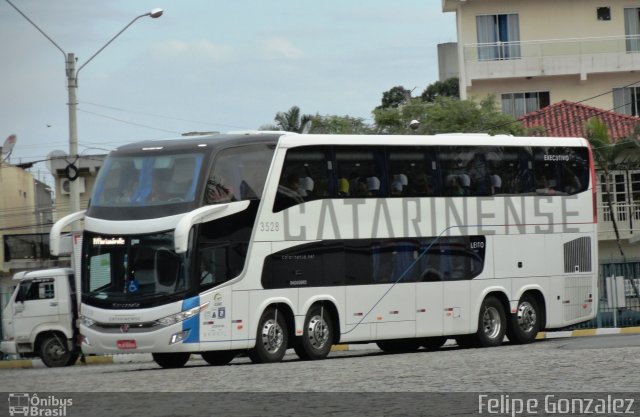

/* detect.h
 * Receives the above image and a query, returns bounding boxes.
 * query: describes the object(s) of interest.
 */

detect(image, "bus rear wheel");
[376,339,421,353]
[152,352,190,368]
[421,337,447,351]
[507,294,540,344]
[249,308,288,364]
[455,296,506,348]
[201,350,237,366]
[294,305,333,360]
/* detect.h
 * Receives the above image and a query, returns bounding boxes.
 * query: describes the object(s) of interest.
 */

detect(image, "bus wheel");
[201,351,237,366]
[40,334,73,368]
[507,294,540,344]
[295,305,333,360]
[476,296,506,347]
[249,308,288,363]
[152,352,190,368]
[421,337,447,351]
[376,339,421,353]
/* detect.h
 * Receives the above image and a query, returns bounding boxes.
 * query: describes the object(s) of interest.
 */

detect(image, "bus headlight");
[79,315,96,328]
[156,302,209,327]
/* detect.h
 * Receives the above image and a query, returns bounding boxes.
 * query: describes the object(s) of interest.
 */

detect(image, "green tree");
[377,86,411,110]
[373,95,525,135]
[273,106,313,133]
[420,77,460,102]
[307,114,372,134]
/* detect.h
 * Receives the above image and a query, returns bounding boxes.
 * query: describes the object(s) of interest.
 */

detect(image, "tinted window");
[335,149,384,197]
[206,144,275,204]
[274,147,331,212]
[533,147,589,195]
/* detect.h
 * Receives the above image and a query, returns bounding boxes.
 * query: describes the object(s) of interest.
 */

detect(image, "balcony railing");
[597,201,640,238]
[462,35,640,83]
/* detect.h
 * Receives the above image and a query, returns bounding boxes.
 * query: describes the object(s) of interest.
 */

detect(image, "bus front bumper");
[0,340,18,355]
[79,324,196,354]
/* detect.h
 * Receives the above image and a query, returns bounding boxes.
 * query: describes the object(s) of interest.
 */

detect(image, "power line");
[80,100,247,130]
[78,109,183,134]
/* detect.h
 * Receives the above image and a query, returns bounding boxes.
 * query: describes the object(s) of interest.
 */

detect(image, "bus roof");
[277,133,589,148]
[113,132,286,154]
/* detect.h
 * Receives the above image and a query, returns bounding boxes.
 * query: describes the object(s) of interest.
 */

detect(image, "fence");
[569,262,640,329]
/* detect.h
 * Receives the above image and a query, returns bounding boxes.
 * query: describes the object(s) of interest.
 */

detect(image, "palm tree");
[585,117,640,299]
[274,106,312,133]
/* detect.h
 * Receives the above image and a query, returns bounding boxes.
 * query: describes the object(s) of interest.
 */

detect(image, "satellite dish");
[1,134,17,162]
[46,150,68,175]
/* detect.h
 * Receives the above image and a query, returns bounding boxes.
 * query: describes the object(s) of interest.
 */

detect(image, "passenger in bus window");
[274,174,304,211]
[206,177,234,204]
[391,179,404,196]
[445,175,464,196]
[367,177,380,196]
[338,178,350,196]
[298,177,315,199]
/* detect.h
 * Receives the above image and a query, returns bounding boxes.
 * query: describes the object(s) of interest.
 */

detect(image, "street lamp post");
[5,1,162,224]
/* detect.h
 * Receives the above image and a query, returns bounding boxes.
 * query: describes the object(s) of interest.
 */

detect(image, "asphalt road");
[1,335,639,417]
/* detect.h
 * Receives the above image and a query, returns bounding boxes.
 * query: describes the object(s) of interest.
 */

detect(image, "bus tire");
[294,305,333,361]
[376,338,421,353]
[201,350,237,366]
[507,294,540,344]
[475,296,506,347]
[421,337,447,351]
[152,352,190,368]
[39,334,73,368]
[249,308,288,364]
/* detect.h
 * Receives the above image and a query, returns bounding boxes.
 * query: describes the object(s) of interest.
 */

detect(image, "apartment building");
[442,0,640,319]
[442,0,640,118]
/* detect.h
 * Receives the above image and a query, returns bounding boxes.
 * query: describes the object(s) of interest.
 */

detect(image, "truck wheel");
[40,335,73,368]
[152,352,191,368]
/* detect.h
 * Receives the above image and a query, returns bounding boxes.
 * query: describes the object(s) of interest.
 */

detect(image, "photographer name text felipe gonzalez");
[478,394,636,416]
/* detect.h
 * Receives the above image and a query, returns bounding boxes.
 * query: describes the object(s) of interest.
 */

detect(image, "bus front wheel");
[507,294,540,344]
[249,308,289,364]
[201,350,237,366]
[152,352,190,368]
[294,305,333,360]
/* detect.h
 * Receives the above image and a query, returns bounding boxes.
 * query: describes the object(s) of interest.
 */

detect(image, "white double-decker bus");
[51,132,598,368]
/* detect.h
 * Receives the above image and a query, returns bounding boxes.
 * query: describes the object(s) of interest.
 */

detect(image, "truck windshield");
[83,232,189,307]
[91,153,204,207]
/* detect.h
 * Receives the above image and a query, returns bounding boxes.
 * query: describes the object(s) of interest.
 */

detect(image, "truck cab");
[1,268,79,367]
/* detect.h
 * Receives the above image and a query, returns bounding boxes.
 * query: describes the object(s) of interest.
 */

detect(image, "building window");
[624,8,640,52]
[613,86,640,116]
[476,14,520,60]
[597,7,611,21]
[501,92,550,118]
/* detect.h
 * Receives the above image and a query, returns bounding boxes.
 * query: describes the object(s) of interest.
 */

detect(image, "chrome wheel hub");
[482,306,502,339]
[307,315,329,349]
[517,301,537,333]
[260,319,284,354]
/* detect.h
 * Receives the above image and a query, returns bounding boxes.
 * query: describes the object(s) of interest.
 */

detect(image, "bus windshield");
[91,153,204,207]
[83,232,190,306]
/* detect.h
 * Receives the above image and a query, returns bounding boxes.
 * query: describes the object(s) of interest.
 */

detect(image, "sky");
[0,0,457,183]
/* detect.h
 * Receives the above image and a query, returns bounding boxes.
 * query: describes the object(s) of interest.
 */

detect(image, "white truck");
[1,268,80,367]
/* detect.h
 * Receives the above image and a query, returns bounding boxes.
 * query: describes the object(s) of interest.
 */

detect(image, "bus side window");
[273,147,331,212]
[335,148,384,198]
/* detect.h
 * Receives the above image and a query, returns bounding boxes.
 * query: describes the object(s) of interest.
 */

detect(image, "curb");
[2,327,639,369]
[536,326,640,340]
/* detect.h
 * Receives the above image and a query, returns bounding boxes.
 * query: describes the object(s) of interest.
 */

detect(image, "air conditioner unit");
[60,177,85,195]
